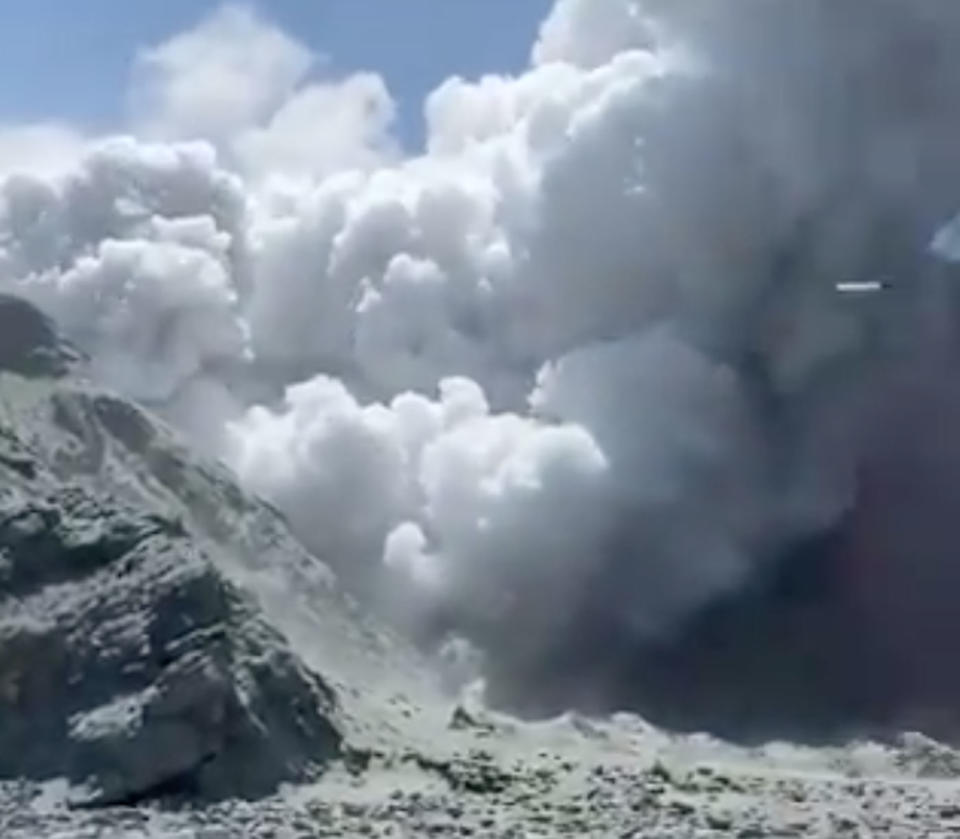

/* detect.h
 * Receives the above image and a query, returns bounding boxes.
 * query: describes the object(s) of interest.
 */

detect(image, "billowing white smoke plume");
[4,0,960,723]
[0,137,251,448]
[129,4,398,182]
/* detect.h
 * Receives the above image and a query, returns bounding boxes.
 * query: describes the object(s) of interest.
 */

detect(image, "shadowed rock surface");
[0,294,82,378]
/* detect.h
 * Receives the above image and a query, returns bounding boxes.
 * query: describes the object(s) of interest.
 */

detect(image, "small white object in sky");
[835,280,884,294]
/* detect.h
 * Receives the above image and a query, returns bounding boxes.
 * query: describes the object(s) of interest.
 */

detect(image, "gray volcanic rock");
[0,454,342,807]
[0,486,341,806]
[0,299,343,805]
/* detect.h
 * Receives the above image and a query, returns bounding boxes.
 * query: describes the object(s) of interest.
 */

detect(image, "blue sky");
[0,0,553,149]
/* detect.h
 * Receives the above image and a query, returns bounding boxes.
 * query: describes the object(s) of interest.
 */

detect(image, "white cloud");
[532,0,655,68]
[0,123,86,178]
[234,72,399,182]
[128,4,397,183]
[227,375,421,588]
[129,4,313,142]
[0,138,249,405]
[26,237,246,401]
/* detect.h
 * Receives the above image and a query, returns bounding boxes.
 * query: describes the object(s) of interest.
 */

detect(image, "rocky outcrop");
[0,474,341,805]
[0,298,343,805]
